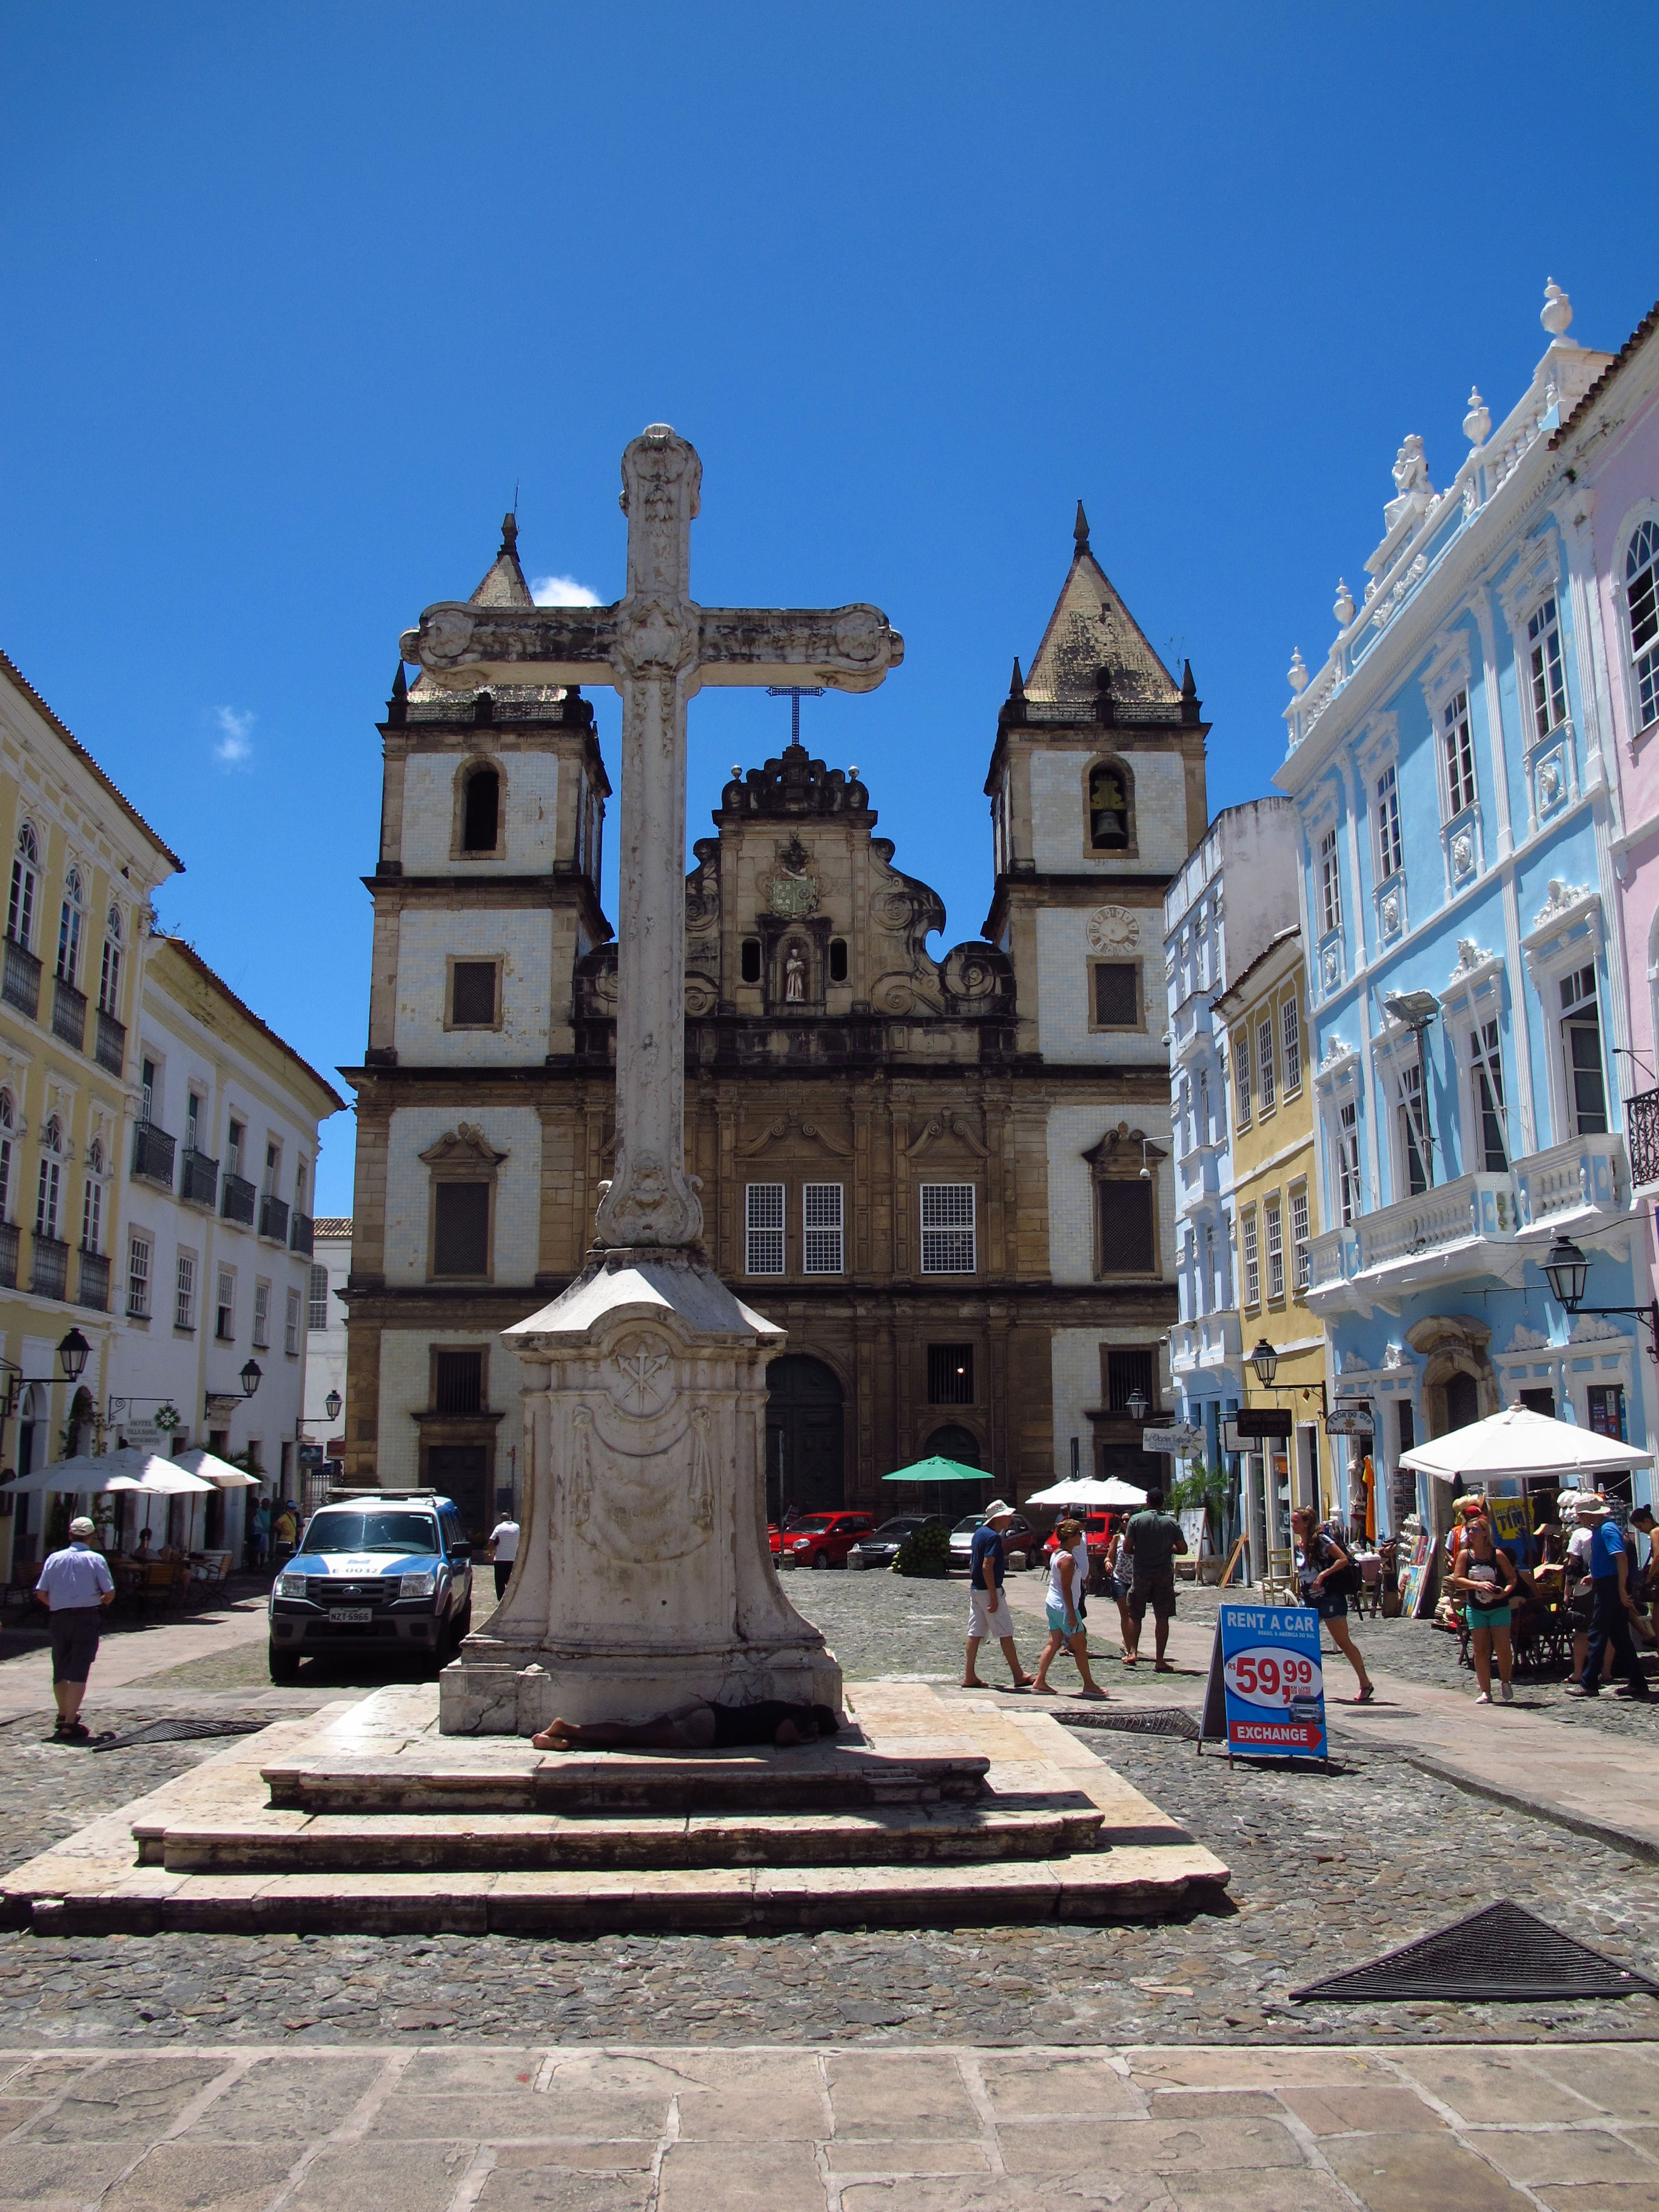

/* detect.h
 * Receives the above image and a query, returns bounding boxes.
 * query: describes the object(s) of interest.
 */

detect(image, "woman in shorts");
[1290,1506,1375,1704]
[1448,1506,1518,1704]
[1030,1518,1105,1698]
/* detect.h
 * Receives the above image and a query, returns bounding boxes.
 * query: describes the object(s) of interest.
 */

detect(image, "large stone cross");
[401,424,903,1252]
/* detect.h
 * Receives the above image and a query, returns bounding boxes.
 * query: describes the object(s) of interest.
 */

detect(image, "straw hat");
[1570,1492,1610,1524]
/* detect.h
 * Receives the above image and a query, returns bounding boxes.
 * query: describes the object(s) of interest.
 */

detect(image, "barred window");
[802,1183,843,1275]
[175,1250,196,1332]
[927,1344,974,1404]
[1282,992,1301,1093]
[1265,1201,1284,1302]
[920,1183,976,1274]
[1291,1186,1311,1292]
[1241,1209,1259,1308]
[127,1233,150,1320]
[1529,597,1567,739]
[745,1182,785,1275]
[308,1263,329,1330]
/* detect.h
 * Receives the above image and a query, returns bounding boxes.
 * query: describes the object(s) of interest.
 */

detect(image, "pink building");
[1558,301,1659,1208]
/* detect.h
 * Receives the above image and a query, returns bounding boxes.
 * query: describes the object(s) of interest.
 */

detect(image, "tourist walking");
[488,1510,521,1601]
[962,1499,1032,1692]
[1030,1517,1105,1698]
[272,1500,298,1568]
[1105,1518,1136,1654]
[1121,1488,1186,1671]
[1447,1507,1518,1703]
[1569,1493,1652,1700]
[33,1516,116,1743]
[250,1498,272,1569]
[1629,1502,1659,1648]
[1290,1506,1375,1703]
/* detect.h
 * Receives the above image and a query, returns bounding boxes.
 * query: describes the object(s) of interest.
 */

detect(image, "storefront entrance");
[765,1355,844,1521]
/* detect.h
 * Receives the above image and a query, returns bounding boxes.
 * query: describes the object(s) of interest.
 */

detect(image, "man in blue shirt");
[1567,1496,1652,1701]
[963,1500,1031,1692]
[33,1516,116,1741]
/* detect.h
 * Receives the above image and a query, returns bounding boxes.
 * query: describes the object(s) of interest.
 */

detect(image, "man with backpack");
[1290,1505,1375,1703]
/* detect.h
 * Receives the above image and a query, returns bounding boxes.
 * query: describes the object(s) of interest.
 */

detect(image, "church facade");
[341,514,1209,1536]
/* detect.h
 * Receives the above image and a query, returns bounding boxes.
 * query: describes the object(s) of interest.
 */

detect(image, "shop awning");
[1399,1405,1653,1484]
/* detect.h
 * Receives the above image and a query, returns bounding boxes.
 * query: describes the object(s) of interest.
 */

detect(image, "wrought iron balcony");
[0,1223,19,1290]
[131,1120,176,1188]
[1627,1087,1659,1192]
[94,1007,125,1077]
[221,1171,256,1227]
[76,1248,109,1312]
[50,974,85,1052]
[29,1235,68,1302]
[260,1195,290,1244]
[2,937,41,1022]
[289,1211,314,1256]
[179,1148,220,1209]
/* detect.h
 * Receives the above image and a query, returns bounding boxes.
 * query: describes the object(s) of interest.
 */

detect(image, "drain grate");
[1293,1900,1659,2005]
[1056,1706,1201,1741]
[90,1717,270,1754]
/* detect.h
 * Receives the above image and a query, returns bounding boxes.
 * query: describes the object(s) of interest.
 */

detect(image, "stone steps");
[140,1797,1104,1874]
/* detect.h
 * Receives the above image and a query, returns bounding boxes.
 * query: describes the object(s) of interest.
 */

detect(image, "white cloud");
[212,706,255,768]
[532,574,602,608]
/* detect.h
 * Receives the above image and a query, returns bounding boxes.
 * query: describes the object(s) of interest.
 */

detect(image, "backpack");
[1320,1523,1364,1598]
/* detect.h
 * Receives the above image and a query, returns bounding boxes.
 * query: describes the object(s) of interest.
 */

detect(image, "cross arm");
[398,602,620,694]
[694,605,904,692]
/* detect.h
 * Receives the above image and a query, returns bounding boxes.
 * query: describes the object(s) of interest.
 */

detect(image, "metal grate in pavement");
[1056,1706,1201,1740]
[90,1717,270,1753]
[1293,1899,1659,2004]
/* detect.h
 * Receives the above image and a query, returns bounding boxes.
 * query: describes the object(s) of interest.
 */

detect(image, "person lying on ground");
[532,1698,842,1752]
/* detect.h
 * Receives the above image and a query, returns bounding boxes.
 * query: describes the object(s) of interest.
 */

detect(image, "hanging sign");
[1203,1600,1328,1761]
[1141,1424,1202,1456]
[1326,1407,1375,1437]
[1231,1409,1293,1441]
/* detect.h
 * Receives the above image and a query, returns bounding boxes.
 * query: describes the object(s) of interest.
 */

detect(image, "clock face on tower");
[1087,905,1139,954]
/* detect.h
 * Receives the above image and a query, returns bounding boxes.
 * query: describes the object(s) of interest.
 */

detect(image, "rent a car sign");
[1216,1602,1327,1760]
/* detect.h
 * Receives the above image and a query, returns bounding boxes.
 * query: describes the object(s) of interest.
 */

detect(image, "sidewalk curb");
[1401,1747,1659,1864]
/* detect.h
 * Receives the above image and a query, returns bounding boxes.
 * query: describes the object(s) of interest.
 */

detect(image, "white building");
[109,936,344,1553]
[303,1216,350,1493]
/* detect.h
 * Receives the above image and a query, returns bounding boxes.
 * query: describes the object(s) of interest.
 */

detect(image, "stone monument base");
[439,1246,839,1737]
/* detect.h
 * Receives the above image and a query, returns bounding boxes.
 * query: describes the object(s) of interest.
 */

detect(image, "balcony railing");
[50,974,86,1052]
[290,1211,314,1256]
[221,1171,256,1227]
[132,1121,175,1188]
[260,1195,290,1244]
[0,1223,18,1290]
[76,1248,109,1312]
[1513,1131,1626,1226]
[94,1007,125,1077]
[29,1235,68,1302]
[2,937,41,1022]
[1630,1087,1659,1192]
[180,1148,220,1209]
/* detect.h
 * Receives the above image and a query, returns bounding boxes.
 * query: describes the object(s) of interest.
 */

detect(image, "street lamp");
[1250,1338,1279,1388]
[240,1359,263,1398]
[1540,1234,1659,1358]
[1384,988,1441,1185]
[1125,1386,1150,1422]
[56,1329,90,1383]
[324,1389,342,1425]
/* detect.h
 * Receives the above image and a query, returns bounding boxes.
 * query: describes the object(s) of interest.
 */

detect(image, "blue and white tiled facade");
[1277,286,1655,1533]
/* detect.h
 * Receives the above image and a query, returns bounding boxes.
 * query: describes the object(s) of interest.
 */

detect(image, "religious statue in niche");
[783,943,808,1002]
[765,836,819,919]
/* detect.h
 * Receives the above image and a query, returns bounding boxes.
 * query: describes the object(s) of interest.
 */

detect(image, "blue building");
[1276,284,1654,1537]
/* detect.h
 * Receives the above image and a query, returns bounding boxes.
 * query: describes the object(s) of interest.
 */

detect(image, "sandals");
[1355,1683,1376,1703]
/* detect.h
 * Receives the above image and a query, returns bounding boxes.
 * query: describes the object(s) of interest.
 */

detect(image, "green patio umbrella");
[881,1456,991,1484]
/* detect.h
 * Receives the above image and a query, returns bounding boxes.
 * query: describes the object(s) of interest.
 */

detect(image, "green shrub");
[893,1520,950,1578]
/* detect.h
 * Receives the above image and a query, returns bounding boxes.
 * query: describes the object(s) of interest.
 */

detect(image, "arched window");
[1087,760,1134,851]
[81,1140,104,1255]
[8,825,39,949]
[56,866,83,987]
[99,905,122,1017]
[35,1117,62,1242]
[1627,520,1659,731]
[460,765,501,854]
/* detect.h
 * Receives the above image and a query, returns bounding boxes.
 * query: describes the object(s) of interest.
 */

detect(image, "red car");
[770,1512,876,1569]
[1042,1512,1121,1578]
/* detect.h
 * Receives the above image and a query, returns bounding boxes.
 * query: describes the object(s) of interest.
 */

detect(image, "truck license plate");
[327,1606,372,1624]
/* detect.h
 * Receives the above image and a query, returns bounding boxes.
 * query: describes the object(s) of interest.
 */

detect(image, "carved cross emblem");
[612,1340,670,1416]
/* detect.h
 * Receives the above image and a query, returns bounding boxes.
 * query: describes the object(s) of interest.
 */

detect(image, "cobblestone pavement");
[0,2039,1655,2212]
[0,1570,1655,2052]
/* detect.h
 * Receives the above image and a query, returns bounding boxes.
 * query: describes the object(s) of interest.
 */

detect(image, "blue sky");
[2,4,1655,1213]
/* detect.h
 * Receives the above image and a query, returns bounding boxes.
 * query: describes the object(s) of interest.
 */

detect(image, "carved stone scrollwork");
[595,1151,702,1250]
[689,1406,716,1532]
[940,942,1014,1016]
[569,1406,594,1531]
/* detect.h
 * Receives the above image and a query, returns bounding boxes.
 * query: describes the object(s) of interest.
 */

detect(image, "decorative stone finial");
[1333,579,1355,626]
[1288,649,1308,695]
[500,512,518,555]
[1463,387,1491,444]
[1008,655,1025,699]
[1181,658,1197,700]
[729,764,742,780]
[1074,500,1090,555]
[1541,280,1573,340]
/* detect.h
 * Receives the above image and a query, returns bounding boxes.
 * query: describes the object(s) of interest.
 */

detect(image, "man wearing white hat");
[33,1516,115,1742]
[963,1500,1032,1692]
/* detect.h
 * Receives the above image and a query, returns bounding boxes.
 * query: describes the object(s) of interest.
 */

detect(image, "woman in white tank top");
[1030,1518,1105,1697]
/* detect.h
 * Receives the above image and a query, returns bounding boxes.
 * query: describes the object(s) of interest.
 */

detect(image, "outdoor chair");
[1355,1553,1384,1619]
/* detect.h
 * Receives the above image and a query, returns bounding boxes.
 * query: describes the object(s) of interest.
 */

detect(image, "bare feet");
[961,1677,988,1689]
[532,1719,575,1751]
[1078,1686,1107,1700]
[1154,1659,1176,1674]
[1028,1678,1054,1694]
[1122,1654,1138,1666]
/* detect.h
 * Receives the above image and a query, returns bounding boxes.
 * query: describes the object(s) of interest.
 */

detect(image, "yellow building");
[0,653,181,1574]
[1215,925,1329,1564]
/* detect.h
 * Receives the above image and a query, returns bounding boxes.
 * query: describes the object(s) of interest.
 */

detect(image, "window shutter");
[433,1182,491,1276]
[1098,1181,1154,1274]
[1093,963,1138,1026]
[451,962,497,1027]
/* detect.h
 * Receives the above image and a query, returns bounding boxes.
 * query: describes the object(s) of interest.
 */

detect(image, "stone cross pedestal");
[400,427,903,1735]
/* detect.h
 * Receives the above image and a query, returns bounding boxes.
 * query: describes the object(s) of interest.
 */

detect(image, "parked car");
[1042,1511,1121,1586]
[267,1490,474,1681]
[769,1512,876,1569]
[847,1515,946,1569]
[947,1511,1037,1575]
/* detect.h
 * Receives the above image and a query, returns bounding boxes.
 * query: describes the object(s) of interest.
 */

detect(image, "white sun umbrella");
[96,1462,215,1495]
[1025,1476,1148,1508]
[170,1447,258,1490]
[1399,1404,1653,1486]
[1,1446,184,1495]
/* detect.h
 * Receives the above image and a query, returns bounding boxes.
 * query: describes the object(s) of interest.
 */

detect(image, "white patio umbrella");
[170,1447,258,1489]
[1024,1476,1148,1508]
[1399,1405,1653,1486]
[0,1450,214,1496]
